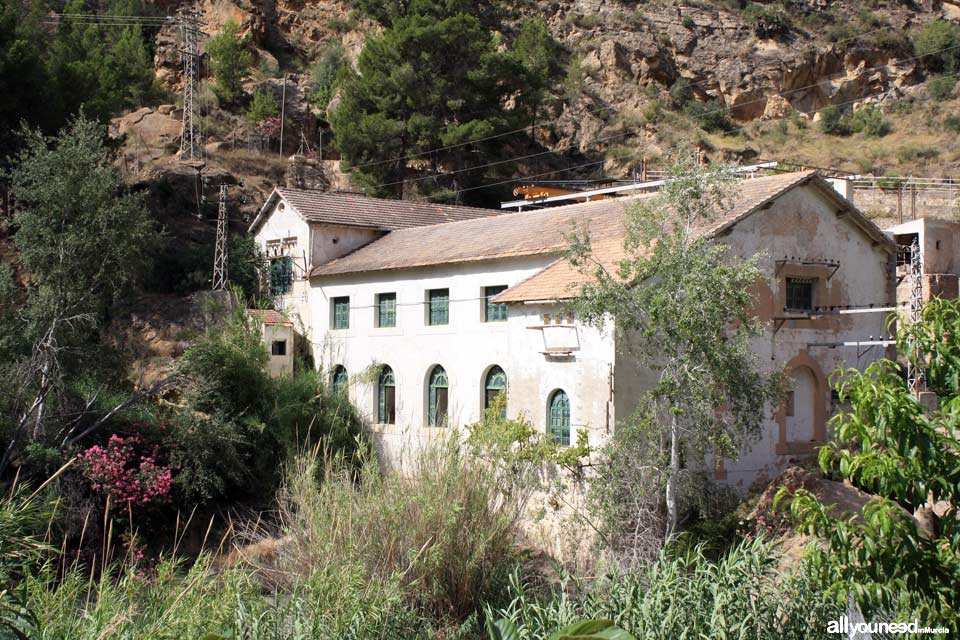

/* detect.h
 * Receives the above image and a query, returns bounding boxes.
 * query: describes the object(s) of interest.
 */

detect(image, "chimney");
[285,154,327,191]
[826,177,855,206]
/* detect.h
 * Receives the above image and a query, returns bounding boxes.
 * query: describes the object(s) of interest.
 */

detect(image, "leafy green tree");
[778,298,960,625]
[913,19,960,74]
[509,17,561,140]
[331,3,514,196]
[308,44,348,116]
[206,20,253,103]
[818,105,849,136]
[0,115,154,469]
[846,105,890,138]
[570,157,782,546]
[246,88,278,125]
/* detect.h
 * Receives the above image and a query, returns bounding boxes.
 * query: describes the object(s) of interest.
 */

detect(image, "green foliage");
[564,54,585,104]
[308,44,348,115]
[846,105,890,138]
[570,157,783,545]
[144,234,265,300]
[945,114,960,133]
[206,20,253,103]
[176,307,362,503]
[896,144,940,163]
[488,538,840,639]
[913,19,960,73]
[509,17,561,130]
[684,98,733,133]
[928,74,957,102]
[741,2,791,38]
[777,298,960,624]
[330,1,535,195]
[669,77,693,110]
[489,617,637,640]
[246,88,279,125]
[818,105,849,136]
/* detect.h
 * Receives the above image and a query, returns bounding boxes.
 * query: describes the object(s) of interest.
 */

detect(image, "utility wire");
[400,69,960,202]
[368,41,960,192]
[350,19,915,172]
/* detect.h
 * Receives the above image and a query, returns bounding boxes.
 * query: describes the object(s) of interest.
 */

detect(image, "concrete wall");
[310,224,383,270]
[263,323,295,378]
[253,199,312,330]
[715,184,894,490]
[309,255,618,470]
[887,218,960,303]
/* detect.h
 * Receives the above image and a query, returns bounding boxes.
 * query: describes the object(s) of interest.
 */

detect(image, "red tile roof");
[247,309,294,326]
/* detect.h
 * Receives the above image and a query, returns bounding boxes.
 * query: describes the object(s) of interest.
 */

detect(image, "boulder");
[761,94,794,120]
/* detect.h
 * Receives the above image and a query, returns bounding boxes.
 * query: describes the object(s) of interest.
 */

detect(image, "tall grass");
[489,537,842,640]
[272,435,527,622]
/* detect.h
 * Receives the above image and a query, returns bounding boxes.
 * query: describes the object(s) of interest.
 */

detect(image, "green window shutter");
[378,367,395,424]
[377,293,397,327]
[484,285,508,322]
[548,390,570,446]
[270,257,293,295]
[332,296,350,329]
[428,289,449,325]
[331,366,348,395]
[484,365,507,419]
[428,366,448,427]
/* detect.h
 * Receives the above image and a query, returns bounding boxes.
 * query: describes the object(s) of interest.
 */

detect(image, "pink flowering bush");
[78,434,173,507]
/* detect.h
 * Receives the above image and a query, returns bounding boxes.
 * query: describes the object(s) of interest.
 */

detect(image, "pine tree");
[206,20,253,103]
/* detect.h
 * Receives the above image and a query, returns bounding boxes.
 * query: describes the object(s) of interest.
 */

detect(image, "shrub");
[945,115,960,133]
[488,538,841,639]
[928,75,957,102]
[247,88,279,125]
[308,44,348,114]
[682,15,695,30]
[684,98,734,133]
[78,434,173,508]
[896,145,940,163]
[206,20,254,103]
[669,76,693,109]
[913,19,960,73]
[818,105,849,136]
[742,2,791,39]
[846,105,890,137]
[275,435,525,621]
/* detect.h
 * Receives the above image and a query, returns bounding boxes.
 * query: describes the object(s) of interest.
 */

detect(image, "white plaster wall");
[310,224,383,269]
[263,323,295,378]
[253,200,311,330]
[309,255,617,469]
[720,185,894,490]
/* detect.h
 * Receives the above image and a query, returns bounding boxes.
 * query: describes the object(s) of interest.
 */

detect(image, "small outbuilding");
[248,309,295,378]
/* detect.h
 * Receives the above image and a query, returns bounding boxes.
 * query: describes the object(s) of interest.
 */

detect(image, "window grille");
[332,296,350,329]
[548,390,571,446]
[428,366,449,427]
[484,285,508,322]
[376,292,397,327]
[785,277,815,312]
[428,289,449,325]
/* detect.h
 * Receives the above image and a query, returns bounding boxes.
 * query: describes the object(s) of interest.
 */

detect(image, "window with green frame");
[332,296,350,329]
[484,365,507,419]
[484,285,508,322]
[331,365,348,396]
[269,257,293,295]
[377,366,395,424]
[428,365,448,427]
[376,292,397,327]
[548,390,570,446]
[427,288,449,325]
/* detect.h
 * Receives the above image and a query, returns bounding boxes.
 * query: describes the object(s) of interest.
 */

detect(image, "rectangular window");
[376,292,397,328]
[269,257,293,295]
[332,296,350,329]
[785,277,815,312]
[785,390,794,417]
[484,285,508,322]
[427,288,449,325]
[271,340,287,356]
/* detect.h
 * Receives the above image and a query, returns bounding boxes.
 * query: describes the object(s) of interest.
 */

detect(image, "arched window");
[331,365,348,396]
[484,366,507,418]
[548,390,570,446]
[377,366,396,424]
[428,366,449,427]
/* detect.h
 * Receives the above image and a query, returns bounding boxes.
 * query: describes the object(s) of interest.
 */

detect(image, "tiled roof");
[493,171,895,303]
[311,192,644,277]
[249,188,499,233]
[247,309,293,326]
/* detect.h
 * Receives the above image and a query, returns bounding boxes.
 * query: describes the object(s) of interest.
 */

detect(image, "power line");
[400,69,960,202]
[367,41,960,193]
[349,19,916,172]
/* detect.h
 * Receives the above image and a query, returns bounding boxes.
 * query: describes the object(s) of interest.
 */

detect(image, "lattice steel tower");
[212,184,228,291]
[178,6,204,160]
[907,237,925,395]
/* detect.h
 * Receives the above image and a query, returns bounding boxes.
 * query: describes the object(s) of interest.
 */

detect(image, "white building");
[251,171,896,489]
